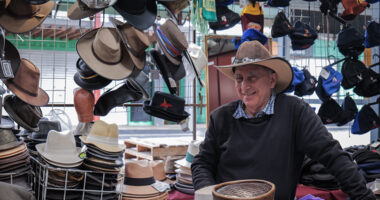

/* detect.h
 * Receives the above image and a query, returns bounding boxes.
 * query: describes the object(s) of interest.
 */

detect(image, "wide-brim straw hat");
[76,28,134,80]
[122,192,168,200]
[212,179,275,200]
[216,41,293,94]
[5,58,49,106]
[0,0,55,34]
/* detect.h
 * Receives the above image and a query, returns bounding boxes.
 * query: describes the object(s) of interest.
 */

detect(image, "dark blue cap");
[364,21,380,48]
[351,105,380,134]
[234,28,268,50]
[321,66,343,96]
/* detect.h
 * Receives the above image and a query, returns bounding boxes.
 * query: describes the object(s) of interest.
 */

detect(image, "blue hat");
[364,21,380,48]
[321,66,343,96]
[234,28,268,50]
[295,69,317,97]
[285,67,305,93]
[351,105,380,134]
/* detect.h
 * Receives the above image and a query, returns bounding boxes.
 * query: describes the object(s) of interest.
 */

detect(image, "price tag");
[79,145,87,159]
[0,60,13,79]
[168,77,177,88]
[320,68,330,80]
[152,181,170,193]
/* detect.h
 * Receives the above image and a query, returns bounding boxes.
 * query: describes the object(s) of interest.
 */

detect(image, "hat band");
[156,28,182,58]
[8,79,38,97]
[185,152,194,163]
[81,74,99,80]
[7,6,42,18]
[124,176,155,186]
[86,134,119,146]
[122,37,142,58]
[91,44,122,65]
[232,57,265,65]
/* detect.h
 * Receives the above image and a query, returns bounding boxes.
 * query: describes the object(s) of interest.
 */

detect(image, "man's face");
[234,65,277,115]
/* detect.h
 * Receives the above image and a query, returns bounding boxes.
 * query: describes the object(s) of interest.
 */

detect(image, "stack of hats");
[240,1,264,33]
[352,148,380,182]
[80,120,125,199]
[0,117,31,188]
[174,140,202,195]
[123,160,169,200]
[26,119,61,156]
[300,156,340,190]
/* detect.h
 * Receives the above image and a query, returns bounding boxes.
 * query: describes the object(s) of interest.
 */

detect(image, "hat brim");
[156,35,182,66]
[76,28,135,80]
[73,72,111,90]
[122,192,168,200]
[4,95,40,131]
[123,184,160,196]
[175,158,191,168]
[0,143,27,159]
[82,162,121,173]
[112,0,157,30]
[216,57,293,93]
[36,143,83,165]
[2,39,21,76]
[0,1,55,34]
[127,78,150,99]
[0,140,23,151]
[67,1,102,20]
[6,80,49,106]
[80,136,125,153]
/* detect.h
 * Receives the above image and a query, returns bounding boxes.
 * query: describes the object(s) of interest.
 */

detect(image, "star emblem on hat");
[160,99,172,109]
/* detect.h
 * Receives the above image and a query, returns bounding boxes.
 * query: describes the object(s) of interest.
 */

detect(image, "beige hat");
[123,160,161,196]
[216,41,293,93]
[0,0,55,34]
[36,130,83,167]
[188,43,207,76]
[175,140,202,169]
[80,120,125,152]
[0,143,27,159]
[76,27,134,80]
[150,160,166,181]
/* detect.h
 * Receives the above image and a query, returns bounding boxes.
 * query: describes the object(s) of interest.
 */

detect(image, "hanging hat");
[294,68,317,97]
[143,91,190,122]
[351,105,380,134]
[29,120,62,142]
[353,68,380,97]
[320,65,343,96]
[337,95,358,126]
[235,28,268,50]
[268,0,290,7]
[364,21,380,48]
[36,130,83,167]
[216,40,293,94]
[73,58,111,90]
[4,95,43,131]
[337,26,364,58]
[80,120,125,152]
[5,58,49,106]
[315,76,331,102]
[241,2,264,33]
[285,67,305,93]
[209,6,241,31]
[77,28,134,80]
[110,17,150,70]
[317,98,345,124]
[127,70,150,99]
[289,21,318,50]
[74,88,95,123]
[175,140,202,169]
[112,0,157,30]
[159,0,190,15]
[0,128,22,151]
[0,26,20,78]
[123,160,161,196]
[187,43,207,77]
[341,59,369,89]
[149,49,177,95]
[80,0,117,9]
[150,160,167,181]
[67,0,103,20]
[156,19,188,65]
[271,11,293,38]
[340,0,369,21]
[0,0,55,34]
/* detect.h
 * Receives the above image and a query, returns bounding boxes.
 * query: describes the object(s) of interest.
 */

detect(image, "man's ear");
[270,73,277,88]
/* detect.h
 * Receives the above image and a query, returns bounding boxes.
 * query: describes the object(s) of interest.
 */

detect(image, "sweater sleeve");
[295,100,375,200]
[191,114,219,191]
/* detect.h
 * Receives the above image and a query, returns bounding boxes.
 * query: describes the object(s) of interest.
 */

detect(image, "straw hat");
[76,27,134,80]
[175,140,202,169]
[216,41,293,94]
[36,130,83,167]
[150,160,166,181]
[110,17,150,70]
[0,0,55,34]
[80,120,125,152]
[212,179,275,200]
[5,58,49,106]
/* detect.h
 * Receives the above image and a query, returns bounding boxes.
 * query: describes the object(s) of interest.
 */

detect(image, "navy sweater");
[191,94,375,200]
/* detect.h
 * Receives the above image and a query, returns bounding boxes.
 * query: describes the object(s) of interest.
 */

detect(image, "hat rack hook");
[53,0,62,19]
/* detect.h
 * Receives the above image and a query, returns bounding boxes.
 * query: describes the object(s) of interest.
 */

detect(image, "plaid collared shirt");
[233,92,276,119]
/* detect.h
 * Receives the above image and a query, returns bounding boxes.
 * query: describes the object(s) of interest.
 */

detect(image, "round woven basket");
[212,179,275,200]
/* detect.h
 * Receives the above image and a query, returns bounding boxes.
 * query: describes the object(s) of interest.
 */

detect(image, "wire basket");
[30,156,124,200]
[212,179,275,200]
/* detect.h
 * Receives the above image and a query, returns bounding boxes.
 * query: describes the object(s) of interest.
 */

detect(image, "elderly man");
[191,41,375,199]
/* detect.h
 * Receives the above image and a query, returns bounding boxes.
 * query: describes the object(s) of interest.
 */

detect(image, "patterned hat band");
[232,57,265,65]
[156,27,182,58]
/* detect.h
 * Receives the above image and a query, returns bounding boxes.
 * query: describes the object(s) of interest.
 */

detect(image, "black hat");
[143,91,189,122]
[0,26,20,79]
[271,11,293,38]
[353,68,380,97]
[112,0,157,30]
[127,70,150,99]
[295,69,317,97]
[289,21,318,50]
[337,26,364,58]
[337,95,358,126]
[317,98,344,124]
[341,58,369,89]
[315,77,330,102]
[364,21,380,48]
[209,6,241,31]
[351,105,380,134]
[149,49,177,95]
[267,0,290,7]
[74,58,111,90]
[94,81,143,116]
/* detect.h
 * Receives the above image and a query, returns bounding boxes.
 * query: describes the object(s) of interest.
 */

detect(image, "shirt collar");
[233,92,276,119]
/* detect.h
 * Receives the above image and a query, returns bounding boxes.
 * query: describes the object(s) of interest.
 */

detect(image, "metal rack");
[30,156,124,200]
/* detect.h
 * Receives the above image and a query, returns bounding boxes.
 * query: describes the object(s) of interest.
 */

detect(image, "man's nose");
[241,79,251,90]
